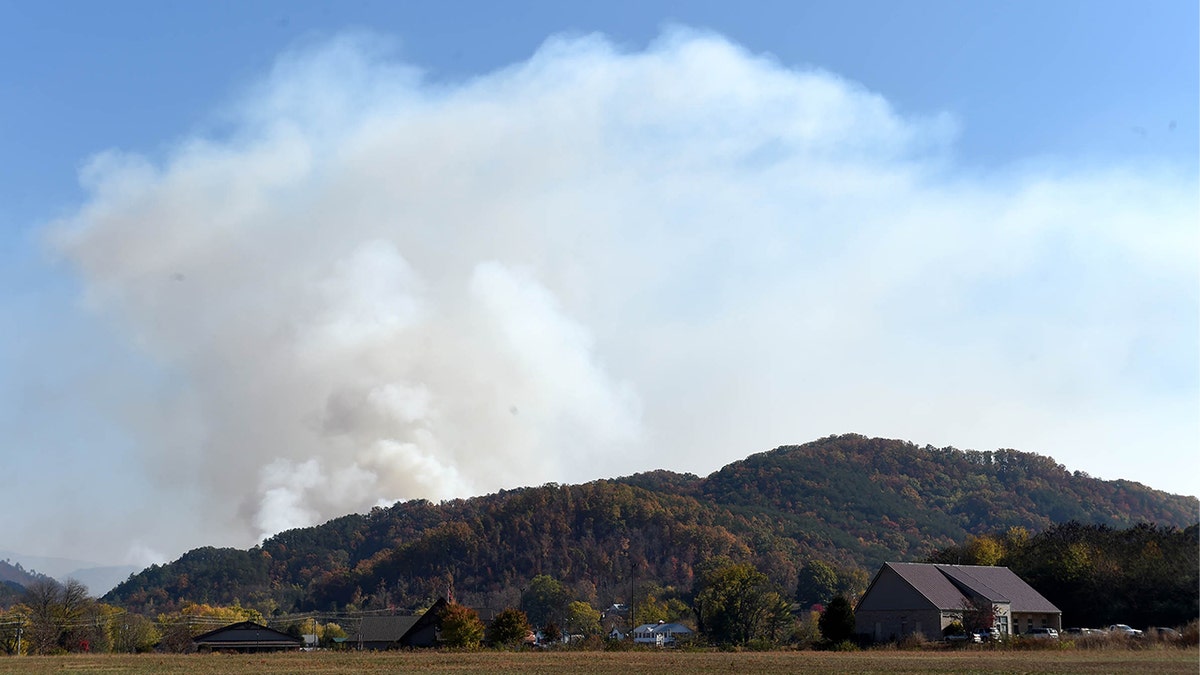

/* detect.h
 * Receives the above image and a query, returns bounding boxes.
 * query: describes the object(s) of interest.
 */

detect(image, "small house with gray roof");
[855,562,1060,642]
[192,621,302,653]
[351,597,449,650]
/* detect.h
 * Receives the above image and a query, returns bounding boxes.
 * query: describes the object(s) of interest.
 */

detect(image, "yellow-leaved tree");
[156,603,264,652]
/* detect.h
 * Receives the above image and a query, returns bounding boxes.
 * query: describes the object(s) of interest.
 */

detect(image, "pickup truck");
[1107,624,1144,637]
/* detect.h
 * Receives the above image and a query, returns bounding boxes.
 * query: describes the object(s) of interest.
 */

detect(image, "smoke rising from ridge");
[48,29,1197,553]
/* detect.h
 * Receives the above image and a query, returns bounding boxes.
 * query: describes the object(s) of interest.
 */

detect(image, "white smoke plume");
[48,29,1197,551]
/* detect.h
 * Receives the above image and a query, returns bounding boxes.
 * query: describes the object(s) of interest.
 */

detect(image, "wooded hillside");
[0,560,51,606]
[104,435,1198,615]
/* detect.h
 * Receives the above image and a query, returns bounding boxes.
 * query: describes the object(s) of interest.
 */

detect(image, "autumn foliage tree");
[156,602,265,653]
[439,603,485,648]
[564,601,602,636]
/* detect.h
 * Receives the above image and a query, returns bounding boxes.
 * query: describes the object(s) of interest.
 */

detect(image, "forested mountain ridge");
[0,559,47,589]
[701,435,1197,565]
[103,434,1198,615]
[0,559,53,606]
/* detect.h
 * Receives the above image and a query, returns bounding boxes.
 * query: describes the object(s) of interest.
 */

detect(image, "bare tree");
[22,579,64,654]
[20,578,97,654]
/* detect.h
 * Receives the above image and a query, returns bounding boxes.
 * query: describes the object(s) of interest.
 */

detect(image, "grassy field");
[0,648,1195,675]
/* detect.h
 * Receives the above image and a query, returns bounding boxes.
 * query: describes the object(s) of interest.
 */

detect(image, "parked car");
[1025,627,1059,639]
[976,628,1004,642]
[1149,627,1180,640]
[1107,624,1144,637]
[945,632,981,643]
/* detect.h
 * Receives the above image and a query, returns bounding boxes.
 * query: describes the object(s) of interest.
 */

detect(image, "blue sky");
[1,1,1196,568]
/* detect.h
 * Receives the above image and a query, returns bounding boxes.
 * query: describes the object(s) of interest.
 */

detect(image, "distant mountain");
[0,558,48,588]
[105,434,1198,615]
[68,566,142,597]
[0,558,53,606]
[0,580,24,608]
[0,550,140,596]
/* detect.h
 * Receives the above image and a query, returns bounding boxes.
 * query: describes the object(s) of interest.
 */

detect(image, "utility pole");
[629,554,636,635]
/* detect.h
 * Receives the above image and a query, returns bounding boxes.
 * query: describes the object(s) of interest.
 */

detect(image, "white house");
[632,621,694,646]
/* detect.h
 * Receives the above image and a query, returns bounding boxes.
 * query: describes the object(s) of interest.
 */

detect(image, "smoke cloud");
[47,29,1197,554]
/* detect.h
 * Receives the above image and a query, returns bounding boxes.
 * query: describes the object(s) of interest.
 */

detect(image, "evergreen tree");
[818,595,856,644]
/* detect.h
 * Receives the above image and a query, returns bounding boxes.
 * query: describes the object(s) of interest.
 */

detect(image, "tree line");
[0,578,347,656]
[927,521,1198,629]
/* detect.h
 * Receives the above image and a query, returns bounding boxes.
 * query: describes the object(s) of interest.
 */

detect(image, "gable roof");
[352,598,452,646]
[885,563,974,609]
[936,564,1059,613]
[192,621,301,646]
[633,622,693,634]
[398,597,448,646]
[866,563,1059,614]
[356,616,420,643]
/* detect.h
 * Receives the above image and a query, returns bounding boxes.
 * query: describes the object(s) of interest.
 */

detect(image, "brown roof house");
[855,562,1060,643]
[192,621,303,653]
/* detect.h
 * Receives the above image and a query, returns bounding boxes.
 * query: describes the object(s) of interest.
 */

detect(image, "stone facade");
[856,608,948,642]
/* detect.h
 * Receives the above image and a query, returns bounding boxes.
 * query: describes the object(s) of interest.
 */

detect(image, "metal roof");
[936,564,1059,613]
[355,615,420,643]
[192,621,302,646]
[883,562,1059,613]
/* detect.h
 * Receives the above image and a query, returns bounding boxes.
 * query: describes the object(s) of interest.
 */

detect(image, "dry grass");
[0,648,1195,675]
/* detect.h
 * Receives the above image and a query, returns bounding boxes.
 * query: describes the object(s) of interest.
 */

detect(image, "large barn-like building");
[855,562,1061,642]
